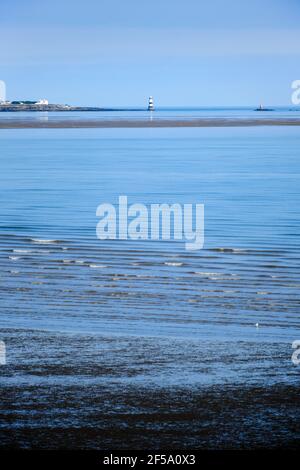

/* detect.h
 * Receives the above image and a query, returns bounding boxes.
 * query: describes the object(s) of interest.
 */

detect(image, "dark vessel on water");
[255,103,274,111]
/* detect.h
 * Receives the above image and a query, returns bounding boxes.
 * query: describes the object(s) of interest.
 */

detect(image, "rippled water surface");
[0,126,299,448]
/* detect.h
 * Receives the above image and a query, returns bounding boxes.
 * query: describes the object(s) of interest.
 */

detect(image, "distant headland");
[0,89,155,112]
[0,100,142,112]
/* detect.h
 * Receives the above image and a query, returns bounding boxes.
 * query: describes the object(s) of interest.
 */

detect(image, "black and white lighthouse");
[148,96,154,111]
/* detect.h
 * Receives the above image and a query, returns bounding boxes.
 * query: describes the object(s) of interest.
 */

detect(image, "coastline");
[1,117,300,128]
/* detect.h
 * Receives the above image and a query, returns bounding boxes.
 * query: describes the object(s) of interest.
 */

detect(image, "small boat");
[255,103,274,111]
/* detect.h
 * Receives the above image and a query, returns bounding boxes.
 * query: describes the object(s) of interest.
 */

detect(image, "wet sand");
[1,118,300,128]
[0,329,299,450]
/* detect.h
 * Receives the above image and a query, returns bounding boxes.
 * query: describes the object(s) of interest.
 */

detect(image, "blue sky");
[1,0,300,106]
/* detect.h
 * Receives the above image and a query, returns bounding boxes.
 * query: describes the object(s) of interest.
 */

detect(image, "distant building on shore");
[37,99,49,105]
[148,96,154,111]
[0,81,49,106]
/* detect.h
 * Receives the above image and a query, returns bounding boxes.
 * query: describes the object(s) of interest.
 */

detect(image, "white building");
[37,99,49,105]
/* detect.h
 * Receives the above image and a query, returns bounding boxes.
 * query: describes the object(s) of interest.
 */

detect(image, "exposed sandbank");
[1,118,300,129]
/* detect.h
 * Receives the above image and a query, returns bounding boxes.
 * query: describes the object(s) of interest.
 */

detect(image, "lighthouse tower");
[148,96,154,111]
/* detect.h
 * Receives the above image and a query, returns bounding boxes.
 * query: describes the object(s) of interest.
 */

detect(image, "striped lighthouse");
[148,96,154,111]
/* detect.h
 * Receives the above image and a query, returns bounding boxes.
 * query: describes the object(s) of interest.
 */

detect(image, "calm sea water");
[0,123,300,448]
[1,106,300,122]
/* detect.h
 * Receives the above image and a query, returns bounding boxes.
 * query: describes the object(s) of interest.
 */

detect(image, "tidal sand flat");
[1,117,300,129]
[1,329,299,449]
[0,126,300,449]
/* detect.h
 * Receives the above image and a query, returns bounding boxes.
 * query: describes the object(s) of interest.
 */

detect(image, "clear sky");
[1,0,300,107]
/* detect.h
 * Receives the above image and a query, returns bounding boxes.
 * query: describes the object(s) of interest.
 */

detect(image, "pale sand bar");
[1,118,300,128]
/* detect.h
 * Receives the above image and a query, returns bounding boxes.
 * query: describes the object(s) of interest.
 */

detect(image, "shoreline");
[1,118,300,129]
[1,328,299,449]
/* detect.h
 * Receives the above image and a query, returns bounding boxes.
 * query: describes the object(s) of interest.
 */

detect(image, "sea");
[0,108,299,449]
